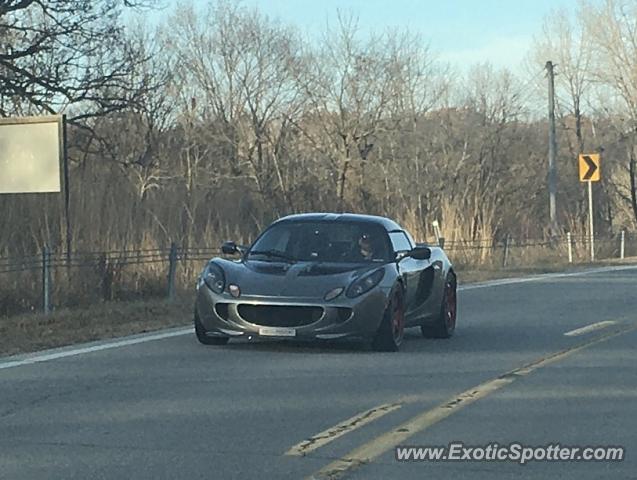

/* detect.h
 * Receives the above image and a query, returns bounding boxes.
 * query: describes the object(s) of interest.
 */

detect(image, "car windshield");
[248,221,392,263]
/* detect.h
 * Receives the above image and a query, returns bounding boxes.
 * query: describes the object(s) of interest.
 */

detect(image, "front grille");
[237,304,324,327]
[214,303,230,320]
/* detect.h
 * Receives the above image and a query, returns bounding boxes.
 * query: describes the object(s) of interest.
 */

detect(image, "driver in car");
[358,233,374,260]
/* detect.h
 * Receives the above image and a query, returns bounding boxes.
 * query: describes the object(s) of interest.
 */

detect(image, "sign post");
[587,181,594,261]
[432,220,442,246]
[620,230,625,260]
[578,154,601,262]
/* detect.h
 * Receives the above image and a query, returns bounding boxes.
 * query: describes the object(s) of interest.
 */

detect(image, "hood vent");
[247,263,288,275]
[298,264,361,276]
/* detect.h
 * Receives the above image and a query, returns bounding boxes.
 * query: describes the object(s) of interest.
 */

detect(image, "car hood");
[214,258,383,298]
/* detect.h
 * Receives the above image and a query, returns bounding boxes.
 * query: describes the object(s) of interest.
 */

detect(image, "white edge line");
[0,327,192,370]
[1,264,636,371]
[458,264,637,291]
[564,320,618,337]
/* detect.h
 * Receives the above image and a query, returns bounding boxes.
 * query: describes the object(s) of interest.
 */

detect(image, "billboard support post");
[62,115,71,265]
[42,246,51,315]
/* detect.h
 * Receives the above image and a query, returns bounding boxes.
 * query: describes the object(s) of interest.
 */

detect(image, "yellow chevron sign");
[579,154,600,182]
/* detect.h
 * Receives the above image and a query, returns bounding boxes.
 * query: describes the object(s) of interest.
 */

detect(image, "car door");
[389,231,421,322]
[391,231,436,324]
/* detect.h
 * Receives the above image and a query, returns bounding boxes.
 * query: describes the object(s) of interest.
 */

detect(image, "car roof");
[273,213,404,233]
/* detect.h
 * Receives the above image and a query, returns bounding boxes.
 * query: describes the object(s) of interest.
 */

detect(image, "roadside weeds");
[0,295,192,357]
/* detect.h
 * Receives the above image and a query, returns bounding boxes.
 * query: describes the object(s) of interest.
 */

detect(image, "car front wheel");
[421,271,457,339]
[372,287,405,352]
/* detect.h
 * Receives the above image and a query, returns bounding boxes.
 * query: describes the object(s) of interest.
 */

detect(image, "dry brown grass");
[459,257,637,283]
[0,293,193,357]
[459,266,569,284]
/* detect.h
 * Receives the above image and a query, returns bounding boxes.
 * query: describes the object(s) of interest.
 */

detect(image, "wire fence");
[0,248,224,274]
[0,232,635,317]
[440,231,635,268]
[0,244,225,317]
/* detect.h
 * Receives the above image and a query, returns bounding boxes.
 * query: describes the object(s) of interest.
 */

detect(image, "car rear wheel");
[421,271,457,339]
[372,287,405,352]
[195,311,229,345]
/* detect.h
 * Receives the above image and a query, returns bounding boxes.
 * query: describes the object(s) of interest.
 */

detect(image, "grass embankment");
[460,257,636,283]
[0,295,192,357]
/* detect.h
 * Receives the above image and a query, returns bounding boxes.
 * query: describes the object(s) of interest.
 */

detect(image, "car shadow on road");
[216,337,376,354]
[195,319,556,355]
[205,329,465,355]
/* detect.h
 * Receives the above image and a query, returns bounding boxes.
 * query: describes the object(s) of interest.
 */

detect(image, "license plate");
[258,327,296,337]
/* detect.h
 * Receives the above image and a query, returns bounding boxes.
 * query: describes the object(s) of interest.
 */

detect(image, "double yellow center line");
[288,320,637,480]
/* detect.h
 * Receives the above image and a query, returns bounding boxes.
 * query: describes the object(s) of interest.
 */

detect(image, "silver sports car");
[194,213,457,351]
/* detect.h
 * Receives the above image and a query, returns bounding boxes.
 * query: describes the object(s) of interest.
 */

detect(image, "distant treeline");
[1,0,636,256]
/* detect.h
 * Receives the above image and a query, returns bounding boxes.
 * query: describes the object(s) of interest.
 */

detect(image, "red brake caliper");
[392,293,404,341]
[446,282,456,328]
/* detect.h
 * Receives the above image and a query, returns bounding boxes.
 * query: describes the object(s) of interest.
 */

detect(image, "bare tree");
[582,0,637,226]
[527,7,596,233]
[294,13,395,209]
[382,30,449,231]
[530,8,593,154]
[0,0,157,119]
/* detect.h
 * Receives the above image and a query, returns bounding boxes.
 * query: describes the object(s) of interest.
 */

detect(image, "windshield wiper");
[248,249,297,262]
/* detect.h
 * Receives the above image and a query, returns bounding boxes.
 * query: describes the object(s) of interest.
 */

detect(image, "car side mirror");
[409,246,431,260]
[221,241,239,255]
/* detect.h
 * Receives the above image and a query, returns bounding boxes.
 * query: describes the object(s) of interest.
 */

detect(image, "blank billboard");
[0,116,63,194]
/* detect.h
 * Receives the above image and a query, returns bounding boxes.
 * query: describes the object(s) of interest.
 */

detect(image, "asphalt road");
[1,266,636,480]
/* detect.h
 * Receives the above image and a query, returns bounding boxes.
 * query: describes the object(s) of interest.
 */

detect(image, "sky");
[234,0,579,72]
[142,0,582,73]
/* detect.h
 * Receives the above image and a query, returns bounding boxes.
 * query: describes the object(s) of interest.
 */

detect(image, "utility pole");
[546,61,558,236]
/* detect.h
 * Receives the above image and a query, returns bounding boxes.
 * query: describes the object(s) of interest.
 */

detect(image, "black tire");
[421,271,457,339]
[372,287,406,352]
[195,311,229,345]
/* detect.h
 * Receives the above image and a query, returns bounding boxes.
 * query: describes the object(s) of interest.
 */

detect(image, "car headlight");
[203,262,226,294]
[346,269,385,298]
